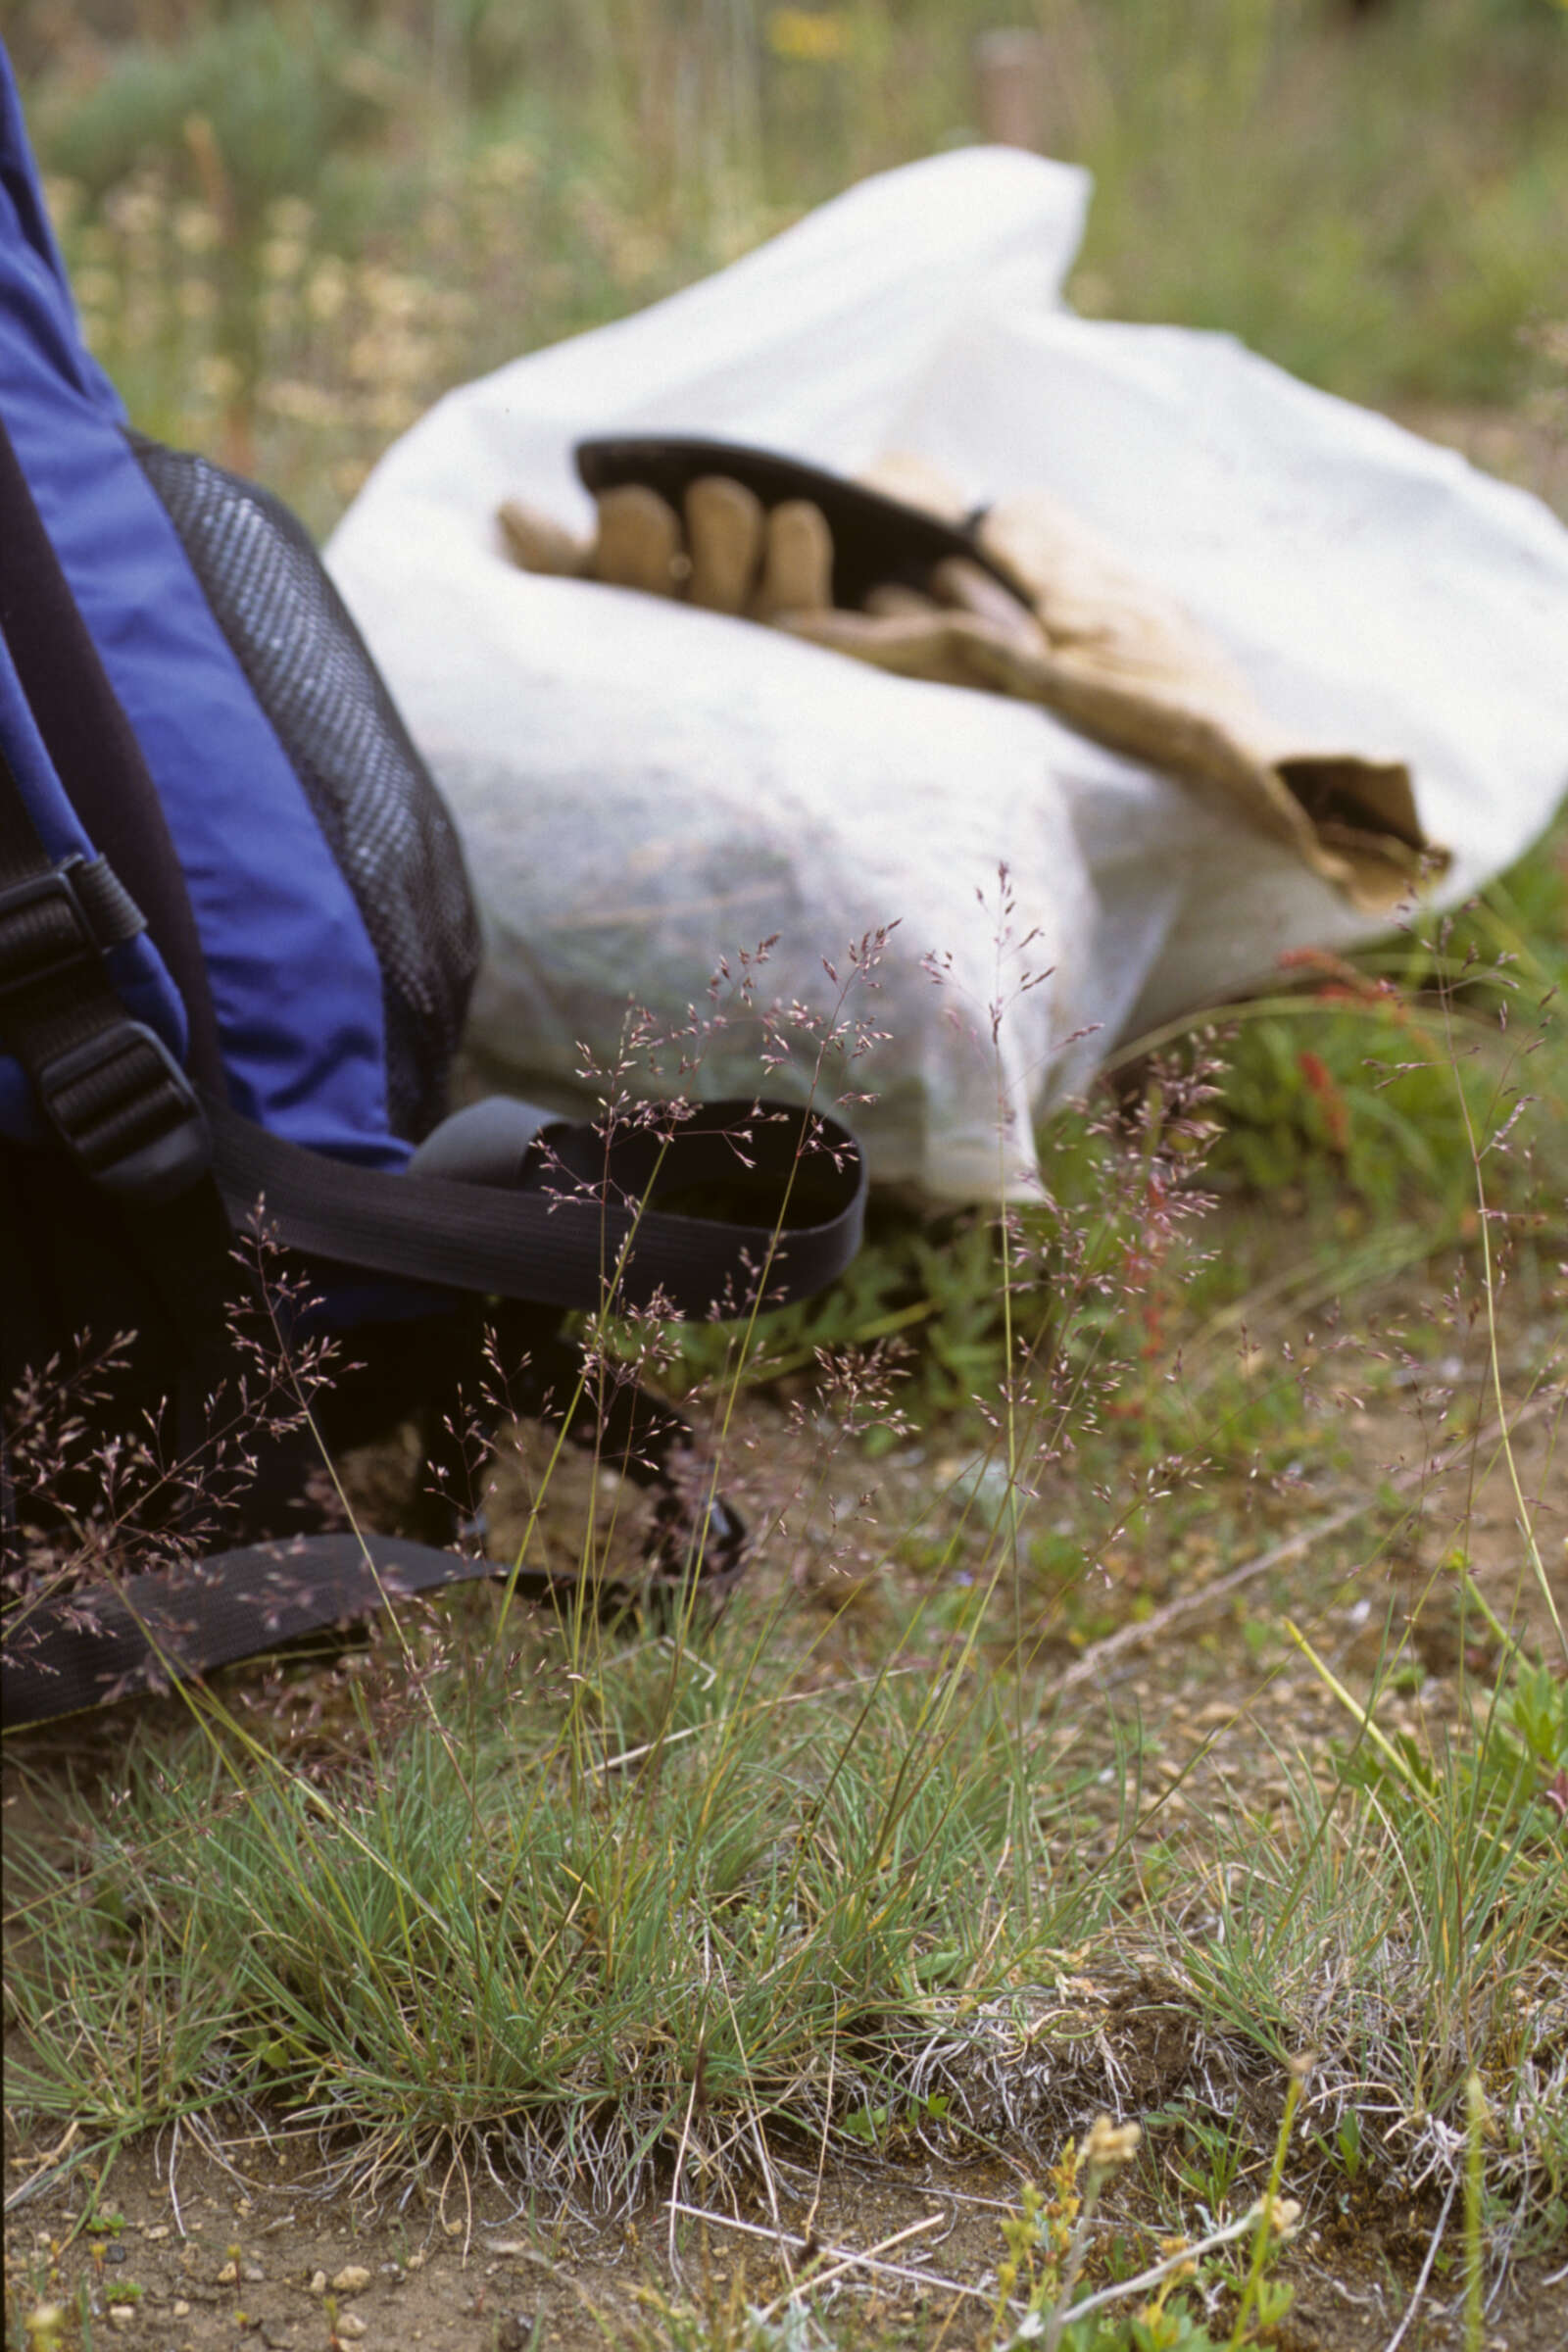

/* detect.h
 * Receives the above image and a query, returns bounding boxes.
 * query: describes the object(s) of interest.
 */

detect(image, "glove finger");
[752,499,835,620]
[775,606,982,690]
[594,485,684,596]
[927,555,1046,654]
[862,582,942,618]
[685,475,765,613]
[498,499,592,577]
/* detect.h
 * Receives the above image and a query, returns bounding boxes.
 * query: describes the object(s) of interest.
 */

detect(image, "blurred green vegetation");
[15,0,1567,529]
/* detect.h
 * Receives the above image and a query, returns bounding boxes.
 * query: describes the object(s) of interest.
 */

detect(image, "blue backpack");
[0,50,864,1725]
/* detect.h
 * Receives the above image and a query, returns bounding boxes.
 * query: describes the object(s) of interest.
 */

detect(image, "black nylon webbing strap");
[2,1532,546,1729]
[0,740,216,1207]
[208,1093,866,1318]
[0,760,143,1074]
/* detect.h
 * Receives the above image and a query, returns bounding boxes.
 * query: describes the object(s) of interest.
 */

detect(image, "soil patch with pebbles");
[6,2121,1567,2351]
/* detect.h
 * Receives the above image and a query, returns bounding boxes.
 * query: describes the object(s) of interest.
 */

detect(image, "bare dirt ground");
[5,2127,1568,2352]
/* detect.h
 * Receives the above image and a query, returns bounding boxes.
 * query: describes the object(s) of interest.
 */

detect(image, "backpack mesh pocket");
[131,435,479,1144]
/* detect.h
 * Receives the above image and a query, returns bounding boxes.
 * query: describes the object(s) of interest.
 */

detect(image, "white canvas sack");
[327,148,1568,1200]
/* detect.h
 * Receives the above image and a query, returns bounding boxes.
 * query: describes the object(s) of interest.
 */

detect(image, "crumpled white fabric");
[327,146,1568,1200]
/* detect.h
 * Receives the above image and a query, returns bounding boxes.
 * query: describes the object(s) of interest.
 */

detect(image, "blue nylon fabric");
[0,48,410,1172]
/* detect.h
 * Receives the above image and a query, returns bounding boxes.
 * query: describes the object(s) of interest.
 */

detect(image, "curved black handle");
[575,434,1028,611]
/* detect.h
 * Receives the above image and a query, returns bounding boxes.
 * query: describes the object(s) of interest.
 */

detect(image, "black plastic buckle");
[0,859,102,1002]
[36,1020,211,1203]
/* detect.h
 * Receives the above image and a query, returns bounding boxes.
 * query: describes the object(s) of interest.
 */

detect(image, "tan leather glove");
[500,463,1446,914]
[781,471,1444,914]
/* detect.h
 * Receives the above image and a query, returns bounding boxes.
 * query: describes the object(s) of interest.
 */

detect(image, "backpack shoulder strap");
[205,1089,863,1320]
[2,1532,541,1730]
